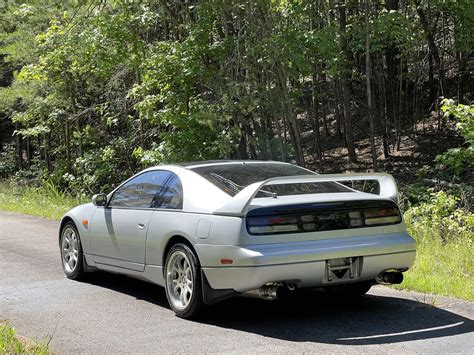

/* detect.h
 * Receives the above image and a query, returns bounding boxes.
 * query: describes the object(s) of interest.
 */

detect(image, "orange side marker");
[82,220,89,228]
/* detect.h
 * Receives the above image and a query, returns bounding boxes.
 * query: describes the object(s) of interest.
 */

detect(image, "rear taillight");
[246,202,401,235]
[363,208,401,226]
[247,216,299,234]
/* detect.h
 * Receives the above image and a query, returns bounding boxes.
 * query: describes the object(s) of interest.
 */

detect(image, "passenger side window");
[152,175,183,209]
[109,171,172,208]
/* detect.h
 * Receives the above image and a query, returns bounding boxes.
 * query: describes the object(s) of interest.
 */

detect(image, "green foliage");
[404,191,473,243]
[349,8,418,56]
[436,99,474,177]
[400,191,474,300]
[0,180,87,220]
[0,0,473,196]
[441,99,474,144]
[74,139,136,193]
[0,322,51,354]
[0,143,17,177]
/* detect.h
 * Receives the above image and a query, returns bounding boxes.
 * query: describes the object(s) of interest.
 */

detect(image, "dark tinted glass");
[191,163,350,197]
[152,176,183,209]
[109,171,172,208]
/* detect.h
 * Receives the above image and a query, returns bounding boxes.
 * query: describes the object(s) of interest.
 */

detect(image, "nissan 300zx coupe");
[59,160,416,318]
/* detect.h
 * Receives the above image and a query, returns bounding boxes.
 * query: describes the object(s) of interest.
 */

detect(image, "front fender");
[59,203,96,254]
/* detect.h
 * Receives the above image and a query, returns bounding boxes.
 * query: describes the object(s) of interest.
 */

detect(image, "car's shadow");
[84,271,473,346]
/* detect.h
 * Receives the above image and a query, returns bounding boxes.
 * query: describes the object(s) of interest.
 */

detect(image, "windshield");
[190,162,351,197]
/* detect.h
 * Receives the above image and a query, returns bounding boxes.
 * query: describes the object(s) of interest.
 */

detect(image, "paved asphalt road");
[1,211,473,353]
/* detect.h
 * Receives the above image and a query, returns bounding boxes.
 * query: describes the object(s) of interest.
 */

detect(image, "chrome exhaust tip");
[241,282,298,300]
[258,284,279,300]
[377,271,404,285]
[241,283,281,300]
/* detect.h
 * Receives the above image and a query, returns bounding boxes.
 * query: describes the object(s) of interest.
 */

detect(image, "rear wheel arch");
[162,235,238,308]
[163,235,199,268]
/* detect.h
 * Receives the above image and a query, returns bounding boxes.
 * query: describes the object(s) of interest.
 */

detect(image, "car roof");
[175,160,293,169]
[142,160,298,179]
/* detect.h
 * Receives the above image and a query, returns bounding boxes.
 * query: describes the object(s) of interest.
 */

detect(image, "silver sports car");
[59,160,416,318]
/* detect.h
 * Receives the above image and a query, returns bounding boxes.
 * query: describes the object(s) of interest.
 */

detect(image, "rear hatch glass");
[191,163,350,197]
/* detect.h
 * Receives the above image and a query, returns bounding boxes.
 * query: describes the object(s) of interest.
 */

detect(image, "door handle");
[138,223,147,230]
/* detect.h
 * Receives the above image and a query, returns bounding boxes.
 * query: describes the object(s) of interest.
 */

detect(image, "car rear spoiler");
[213,173,398,217]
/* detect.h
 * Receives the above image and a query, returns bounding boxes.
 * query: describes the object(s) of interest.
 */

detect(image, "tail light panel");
[246,200,402,235]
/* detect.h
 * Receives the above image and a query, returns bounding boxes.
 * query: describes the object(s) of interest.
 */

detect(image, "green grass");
[0,323,50,355]
[0,181,87,220]
[393,239,473,301]
[393,191,474,301]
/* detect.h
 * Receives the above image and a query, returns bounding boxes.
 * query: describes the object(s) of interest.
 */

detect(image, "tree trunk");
[334,82,344,140]
[43,134,52,173]
[276,66,305,166]
[415,0,444,103]
[365,0,377,171]
[338,1,356,163]
[457,51,467,103]
[65,120,72,173]
[15,133,22,170]
[26,136,31,168]
[311,73,324,172]
[376,54,390,158]
[385,0,400,152]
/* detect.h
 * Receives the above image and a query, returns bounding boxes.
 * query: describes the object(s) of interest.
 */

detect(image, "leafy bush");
[435,99,474,177]
[400,191,474,300]
[0,143,17,177]
[404,191,473,244]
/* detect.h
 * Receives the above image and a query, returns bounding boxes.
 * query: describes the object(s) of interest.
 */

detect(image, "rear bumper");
[198,232,416,292]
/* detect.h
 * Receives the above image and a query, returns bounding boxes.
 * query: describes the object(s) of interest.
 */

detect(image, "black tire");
[324,281,372,297]
[60,221,86,280]
[164,243,205,318]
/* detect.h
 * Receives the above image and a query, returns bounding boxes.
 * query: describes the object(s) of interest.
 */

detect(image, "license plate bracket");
[324,257,362,283]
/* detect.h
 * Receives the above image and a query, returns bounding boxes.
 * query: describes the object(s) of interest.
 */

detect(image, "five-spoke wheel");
[165,243,204,318]
[60,221,85,279]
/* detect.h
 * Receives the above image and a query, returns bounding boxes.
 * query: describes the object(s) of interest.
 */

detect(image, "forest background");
[0,0,472,299]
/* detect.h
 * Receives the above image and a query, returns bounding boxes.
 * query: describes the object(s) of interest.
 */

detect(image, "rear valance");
[213,173,398,217]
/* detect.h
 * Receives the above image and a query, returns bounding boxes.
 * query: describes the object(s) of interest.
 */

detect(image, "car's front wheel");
[60,221,85,280]
[164,243,204,318]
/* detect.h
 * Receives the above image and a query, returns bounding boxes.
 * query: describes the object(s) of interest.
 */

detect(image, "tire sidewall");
[60,221,84,279]
[164,243,203,318]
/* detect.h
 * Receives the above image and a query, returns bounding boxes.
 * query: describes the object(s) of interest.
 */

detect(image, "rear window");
[190,163,351,197]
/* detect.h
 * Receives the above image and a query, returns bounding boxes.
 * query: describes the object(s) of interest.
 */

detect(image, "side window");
[109,171,172,208]
[153,175,183,209]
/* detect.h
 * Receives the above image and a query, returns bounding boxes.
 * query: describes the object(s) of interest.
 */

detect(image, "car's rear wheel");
[60,221,85,280]
[164,243,204,318]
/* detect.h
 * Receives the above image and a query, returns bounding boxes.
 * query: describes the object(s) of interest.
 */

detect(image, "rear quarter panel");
[145,211,201,266]
[145,211,246,266]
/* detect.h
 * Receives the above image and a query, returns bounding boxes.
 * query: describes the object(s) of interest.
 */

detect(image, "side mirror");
[92,193,108,207]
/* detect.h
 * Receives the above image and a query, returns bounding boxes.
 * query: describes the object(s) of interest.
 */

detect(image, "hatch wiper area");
[209,173,277,198]
[209,173,243,195]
